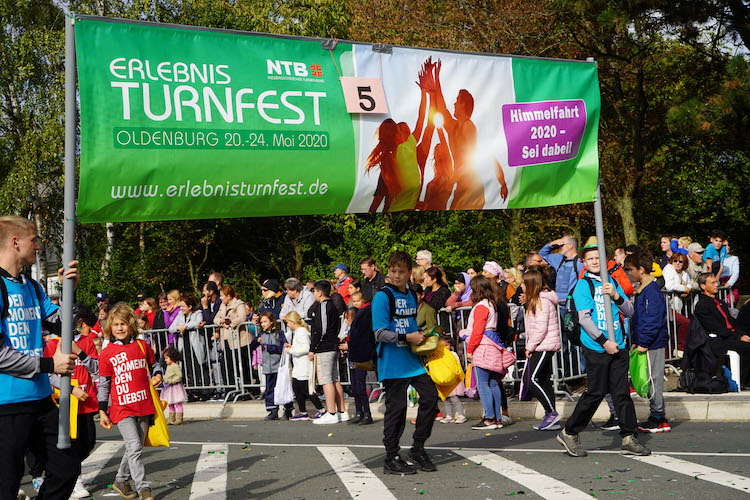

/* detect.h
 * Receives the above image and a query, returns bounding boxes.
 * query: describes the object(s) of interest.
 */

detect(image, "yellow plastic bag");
[52,380,79,439]
[137,341,170,448]
[422,344,465,400]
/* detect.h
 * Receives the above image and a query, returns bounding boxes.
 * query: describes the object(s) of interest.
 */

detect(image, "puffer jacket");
[523,291,561,352]
[463,299,512,373]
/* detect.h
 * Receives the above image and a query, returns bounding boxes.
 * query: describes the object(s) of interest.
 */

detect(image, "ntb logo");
[267,60,323,78]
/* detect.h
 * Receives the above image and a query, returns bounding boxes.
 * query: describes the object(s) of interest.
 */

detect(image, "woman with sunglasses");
[662,253,691,354]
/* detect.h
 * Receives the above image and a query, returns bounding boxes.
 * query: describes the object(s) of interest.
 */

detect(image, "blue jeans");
[475,366,503,420]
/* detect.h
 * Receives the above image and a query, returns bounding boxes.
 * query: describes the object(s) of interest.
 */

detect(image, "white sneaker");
[16,490,30,500]
[71,478,90,498]
[501,415,512,426]
[313,412,339,425]
[338,411,350,422]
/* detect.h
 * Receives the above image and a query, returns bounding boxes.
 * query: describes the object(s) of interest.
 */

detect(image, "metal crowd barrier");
[139,284,738,406]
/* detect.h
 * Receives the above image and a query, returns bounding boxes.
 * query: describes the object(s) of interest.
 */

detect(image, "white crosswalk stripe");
[628,454,750,494]
[318,446,396,499]
[78,441,123,487]
[455,450,592,499]
[189,444,228,500]
[52,441,750,499]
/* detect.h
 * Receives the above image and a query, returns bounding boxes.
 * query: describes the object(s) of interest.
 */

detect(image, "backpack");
[562,276,595,347]
[348,285,418,371]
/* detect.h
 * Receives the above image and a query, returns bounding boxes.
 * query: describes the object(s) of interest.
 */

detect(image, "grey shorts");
[316,351,340,385]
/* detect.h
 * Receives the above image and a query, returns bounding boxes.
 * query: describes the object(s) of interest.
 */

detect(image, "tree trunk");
[292,238,304,277]
[102,222,115,280]
[139,222,145,254]
[508,208,524,266]
[32,205,47,291]
[613,193,638,246]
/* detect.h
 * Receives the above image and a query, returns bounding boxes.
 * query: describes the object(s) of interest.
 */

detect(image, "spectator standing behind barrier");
[213,286,249,386]
[373,251,438,475]
[152,292,168,330]
[164,290,182,343]
[169,293,208,401]
[521,269,562,432]
[624,251,671,434]
[332,264,354,305]
[482,261,516,304]
[0,216,81,500]
[657,235,676,269]
[687,243,709,291]
[279,277,315,322]
[445,273,473,312]
[540,235,583,314]
[257,279,286,320]
[415,250,433,270]
[556,238,650,458]
[200,281,221,326]
[360,257,386,303]
[704,229,728,276]
[693,273,750,388]
[413,284,437,332]
[718,240,740,306]
[422,267,451,311]
[308,280,347,425]
[662,253,692,354]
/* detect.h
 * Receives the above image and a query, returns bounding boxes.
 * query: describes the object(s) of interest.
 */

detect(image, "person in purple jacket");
[624,250,670,434]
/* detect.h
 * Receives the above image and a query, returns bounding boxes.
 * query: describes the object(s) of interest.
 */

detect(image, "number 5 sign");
[340,77,389,114]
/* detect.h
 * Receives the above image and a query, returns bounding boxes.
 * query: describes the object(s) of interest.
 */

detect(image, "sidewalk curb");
[177,393,750,422]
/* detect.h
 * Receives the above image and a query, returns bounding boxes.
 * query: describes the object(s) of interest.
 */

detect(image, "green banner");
[75,18,600,222]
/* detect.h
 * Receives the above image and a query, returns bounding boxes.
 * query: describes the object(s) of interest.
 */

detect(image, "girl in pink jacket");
[522,269,562,431]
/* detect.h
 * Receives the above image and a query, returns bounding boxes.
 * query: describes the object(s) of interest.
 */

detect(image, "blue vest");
[0,275,57,405]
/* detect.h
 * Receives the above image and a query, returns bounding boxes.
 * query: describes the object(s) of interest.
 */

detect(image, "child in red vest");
[45,305,100,498]
[98,303,163,500]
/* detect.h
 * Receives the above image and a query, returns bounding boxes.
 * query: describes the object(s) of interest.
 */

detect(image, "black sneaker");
[359,412,374,425]
[351,412,363,424]
[383,455,417,475]
[637,416,662,433]
[408,449,437,472]
[471,419,498,430]
[600,414,620,431]
[264,410,279,421]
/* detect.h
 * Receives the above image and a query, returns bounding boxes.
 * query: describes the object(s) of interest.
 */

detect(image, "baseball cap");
[687,242,705,253]
[332,263,348,273]
[96,292,108,301]
[135,292,148,301]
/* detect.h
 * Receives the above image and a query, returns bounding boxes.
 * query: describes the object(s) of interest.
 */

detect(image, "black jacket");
[202,296,222,325]
[694,294,739,340]
[308,299,340,353]
[361,271,386,303]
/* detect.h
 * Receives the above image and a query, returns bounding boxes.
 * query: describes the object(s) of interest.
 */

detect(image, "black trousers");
[0,397,81,500]
[564,348,637,437]
[292,378,323,414]
[710,337,750,385]
[74,412,97,462]
[382,373,438,459]
[527,351,556,414]
[182,335,210,396]
[350,369,370,414]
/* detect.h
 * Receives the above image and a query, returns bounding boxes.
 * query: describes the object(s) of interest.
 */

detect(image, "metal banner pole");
[593,182,616,342]
[58,14,77,449]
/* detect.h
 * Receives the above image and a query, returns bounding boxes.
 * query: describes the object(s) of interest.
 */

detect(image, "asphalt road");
[21,418,750,499]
